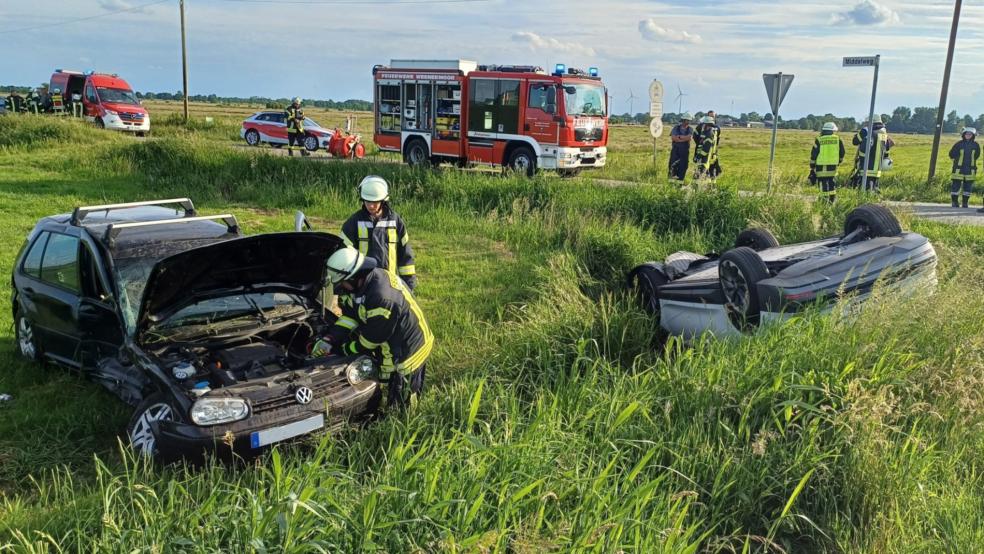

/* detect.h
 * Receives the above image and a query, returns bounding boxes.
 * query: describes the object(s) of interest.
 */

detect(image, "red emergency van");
[49,70,150,135]
[372,60,608,176]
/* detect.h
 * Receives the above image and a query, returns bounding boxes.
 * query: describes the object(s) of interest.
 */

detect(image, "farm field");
[1,114,984,552]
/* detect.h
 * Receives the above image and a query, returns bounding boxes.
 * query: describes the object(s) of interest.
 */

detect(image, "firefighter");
[810,122,846,203]
[50,88,65,115]
[341,175,416,291]
[284,97,309,157]
[949,127,980,209]
[312,247,434,409]
[668,112,693,182]
[693,115,720,181]
[25,90,41,115]
[850,116,893,191]
[5,92,24,114]
[70,92,83,118]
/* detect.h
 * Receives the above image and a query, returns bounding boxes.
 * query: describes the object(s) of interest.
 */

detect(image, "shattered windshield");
[563,83,606,117]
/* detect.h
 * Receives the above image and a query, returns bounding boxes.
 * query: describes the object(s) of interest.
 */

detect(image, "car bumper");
[155,379,379,457]
[101,113,150,132]
[543,145,606,169]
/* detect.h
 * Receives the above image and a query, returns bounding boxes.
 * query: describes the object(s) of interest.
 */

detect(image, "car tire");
[506,146,536,177]
[303,134,319,152]
[735,228,779,251]
[15,311,40,363]
[404,138,429,167]
[245,129,260,146]
[844,203,902,238]
[718,247,770,331]
[126,392,178,461]
[628,264,668,317]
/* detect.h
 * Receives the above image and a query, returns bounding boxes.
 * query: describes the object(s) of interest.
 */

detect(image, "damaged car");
[628,204,938,339]
[11,198,379,460]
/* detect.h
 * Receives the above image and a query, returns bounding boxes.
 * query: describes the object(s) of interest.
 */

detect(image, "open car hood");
[137,232,342,333]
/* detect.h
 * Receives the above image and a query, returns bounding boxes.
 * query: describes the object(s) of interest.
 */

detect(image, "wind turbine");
[627,89,637,116]
[675,83,687,113]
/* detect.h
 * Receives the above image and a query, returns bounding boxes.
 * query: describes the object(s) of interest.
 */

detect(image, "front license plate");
[250,414,324,448]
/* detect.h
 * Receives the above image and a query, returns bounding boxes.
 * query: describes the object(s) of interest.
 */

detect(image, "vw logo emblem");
[295,386,313,405]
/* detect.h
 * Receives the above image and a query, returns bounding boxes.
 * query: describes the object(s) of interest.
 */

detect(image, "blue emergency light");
[553,63,566,77]
[589,67,599,77]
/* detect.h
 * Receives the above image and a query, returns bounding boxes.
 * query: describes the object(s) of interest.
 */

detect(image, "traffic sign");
[843,56,879,67]
[649,101,663,119]
[762,73,794,115]
[649,118,664,138]
[649,80,663,101]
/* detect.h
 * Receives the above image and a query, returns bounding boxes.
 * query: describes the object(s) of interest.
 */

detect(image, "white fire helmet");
[358,175,390,202]
[822,122,838,132]
[325,248,366,284]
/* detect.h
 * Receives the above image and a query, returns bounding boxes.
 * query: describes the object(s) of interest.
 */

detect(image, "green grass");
[1,116,983,552]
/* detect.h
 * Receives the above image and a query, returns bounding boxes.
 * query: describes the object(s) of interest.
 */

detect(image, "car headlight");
[104,109,117,116]
[190,397,249,426]
[346,356,378,386]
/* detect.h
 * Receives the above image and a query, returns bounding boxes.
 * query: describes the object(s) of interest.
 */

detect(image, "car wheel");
[15,312,40,363]
[506,146,536,177]
[127,393,177,459]
[303,134,319,152]
[628,264,668,317]
[404,139,429,167]
[844,203,902,239]
[735,228,779,251]
[718,247,770,331]
[244,129,260,146]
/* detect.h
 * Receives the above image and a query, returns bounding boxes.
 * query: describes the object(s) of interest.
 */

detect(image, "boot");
[964,196,970,209]
[952,194,960,208]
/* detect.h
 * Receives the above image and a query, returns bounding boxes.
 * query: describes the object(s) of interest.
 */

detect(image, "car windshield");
[563,83,606,116]
[97,87,139,105]
[303,117,321,128]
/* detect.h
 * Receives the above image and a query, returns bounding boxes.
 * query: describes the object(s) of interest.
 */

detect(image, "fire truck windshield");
[563,83,606,117]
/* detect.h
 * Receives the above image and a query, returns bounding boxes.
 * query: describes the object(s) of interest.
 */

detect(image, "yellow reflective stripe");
[398,265,416,276]
[357,224,369,256]
[387,228,397,273]
[336,316,358,330]
[359,334,381,349]
[346,341,359,355]
[384,271,433,373]
[366,307,391,319]
[400,228,409,246]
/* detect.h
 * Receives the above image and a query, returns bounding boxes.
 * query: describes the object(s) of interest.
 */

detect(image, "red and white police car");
[240,111,333,151]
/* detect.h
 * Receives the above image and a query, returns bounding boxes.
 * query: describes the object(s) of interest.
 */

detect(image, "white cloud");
[638,18,702,44]
[511,31,597,57]
[98,0,148,14]
[833,1,901,26]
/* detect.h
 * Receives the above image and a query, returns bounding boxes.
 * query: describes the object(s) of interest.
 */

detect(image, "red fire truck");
[372,59,608,176]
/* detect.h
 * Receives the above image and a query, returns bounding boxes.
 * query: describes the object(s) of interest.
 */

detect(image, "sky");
[2,0,984,118]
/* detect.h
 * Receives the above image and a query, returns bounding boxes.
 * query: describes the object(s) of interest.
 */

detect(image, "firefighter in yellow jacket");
[693,115,721,181]
[284,97,309,157]
[340,176,416,292]
[810,122,846,203]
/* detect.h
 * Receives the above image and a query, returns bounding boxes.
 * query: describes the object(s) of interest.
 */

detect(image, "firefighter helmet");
[292,97,301,105]
[962,127,977,137]
[326,247,366,284]
[822,122,838,132]
[358,175,390,202]
[680,112,694,121]
[53,88,61,93]
[700,115,715,124]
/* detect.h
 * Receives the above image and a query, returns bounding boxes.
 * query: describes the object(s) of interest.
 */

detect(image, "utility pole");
[928,0,962,184]
[180,0,189,122]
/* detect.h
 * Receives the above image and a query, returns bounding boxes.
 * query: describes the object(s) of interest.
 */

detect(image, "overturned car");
[628,204,938,339]
[11,199,379,460]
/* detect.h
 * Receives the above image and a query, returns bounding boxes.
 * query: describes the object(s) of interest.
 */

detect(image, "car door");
[32,231,84,366]
[77,239,124,367]
[83,82,100,120]
[269,113,288,142]
[525,82,559,145]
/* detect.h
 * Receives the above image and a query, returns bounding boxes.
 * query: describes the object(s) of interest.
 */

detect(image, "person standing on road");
[668,113,693,183]
[341,175,417,292]
[949,127,980,209]
[284,97,309,157]
[693,115,721,181]
[311,247,433,410]
[810,122,846,203]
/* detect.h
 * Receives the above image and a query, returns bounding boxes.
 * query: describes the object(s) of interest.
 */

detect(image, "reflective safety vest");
[284,106,303,133]
[331,269,433,377]
[697,127,719,169]
[813,133,844,178]
[341,207,416,285]
[51,93,64,111]
[950,139,980,181]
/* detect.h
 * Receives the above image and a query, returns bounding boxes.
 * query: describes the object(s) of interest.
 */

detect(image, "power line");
[0,0,171,34]
[214,0,491,3]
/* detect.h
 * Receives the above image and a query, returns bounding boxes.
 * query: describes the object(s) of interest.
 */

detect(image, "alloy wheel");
[129,403,174,457]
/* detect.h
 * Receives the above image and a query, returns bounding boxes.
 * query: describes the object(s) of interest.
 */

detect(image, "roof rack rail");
[103,214,239,247]
[72,198,196,226]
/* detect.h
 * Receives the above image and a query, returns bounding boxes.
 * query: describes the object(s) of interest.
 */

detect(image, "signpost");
[762,72,794,192]
[649,79,664,172]
[843,55,880,192]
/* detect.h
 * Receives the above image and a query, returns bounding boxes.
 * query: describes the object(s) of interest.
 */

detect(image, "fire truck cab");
[372,59,608,176]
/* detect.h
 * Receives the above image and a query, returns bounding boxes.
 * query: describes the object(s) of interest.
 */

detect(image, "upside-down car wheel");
[718,247,770,331]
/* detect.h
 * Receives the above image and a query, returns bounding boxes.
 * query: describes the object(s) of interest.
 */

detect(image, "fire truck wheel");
[507,146,536,177]
[404,139,430,167]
